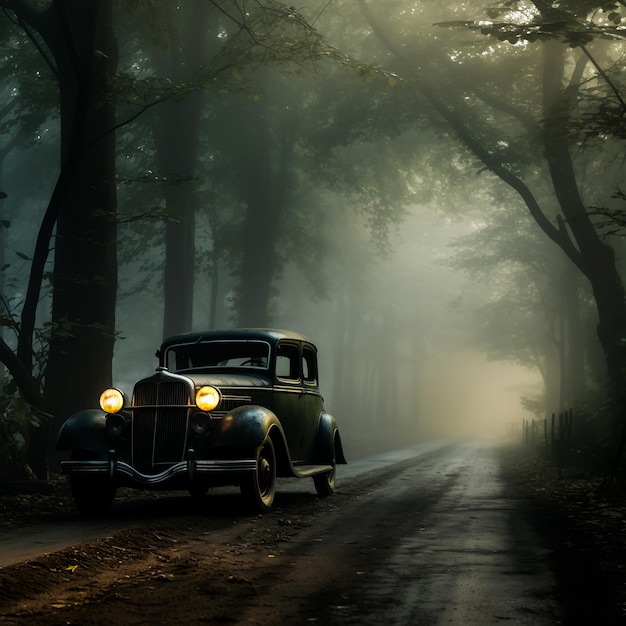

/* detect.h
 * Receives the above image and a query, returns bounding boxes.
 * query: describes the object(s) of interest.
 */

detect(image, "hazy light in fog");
[418,350,541,440]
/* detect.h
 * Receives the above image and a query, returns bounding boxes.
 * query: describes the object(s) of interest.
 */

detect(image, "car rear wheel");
[313,462,335,496]
[69,474,117,515]
[241,435,276,513]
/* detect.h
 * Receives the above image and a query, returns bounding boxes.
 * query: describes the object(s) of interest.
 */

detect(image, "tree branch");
[469,84,537,132]
[0,336,49,412]
[17,3,89,373]
[580,43,626,112]
[356,0,585,272]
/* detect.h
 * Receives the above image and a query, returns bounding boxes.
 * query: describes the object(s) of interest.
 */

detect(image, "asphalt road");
[0,440,564,625]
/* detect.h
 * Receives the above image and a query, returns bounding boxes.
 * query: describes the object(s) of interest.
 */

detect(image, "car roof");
[160,328,314,351]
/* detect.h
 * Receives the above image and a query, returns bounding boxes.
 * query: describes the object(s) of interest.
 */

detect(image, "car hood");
[182,371,272,388]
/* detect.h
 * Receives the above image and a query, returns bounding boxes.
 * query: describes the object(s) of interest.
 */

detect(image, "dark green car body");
[57,329,346,513]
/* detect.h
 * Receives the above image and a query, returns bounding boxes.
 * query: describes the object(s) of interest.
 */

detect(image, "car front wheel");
[69,474,117,515]
[241,435,276,513]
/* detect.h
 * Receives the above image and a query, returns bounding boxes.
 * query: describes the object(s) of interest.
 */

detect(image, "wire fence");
[522,409,574,478]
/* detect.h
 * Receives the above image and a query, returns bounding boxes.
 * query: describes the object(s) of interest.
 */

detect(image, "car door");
[298,344,325,462]
[272,341,306,461]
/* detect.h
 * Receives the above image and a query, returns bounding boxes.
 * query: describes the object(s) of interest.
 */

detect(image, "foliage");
[0,380,45,479]
[437,1,626,47]
[589,189,626,235]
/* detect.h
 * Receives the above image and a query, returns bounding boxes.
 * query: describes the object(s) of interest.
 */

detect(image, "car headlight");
[99,388,125,414]
[196,385,221,411]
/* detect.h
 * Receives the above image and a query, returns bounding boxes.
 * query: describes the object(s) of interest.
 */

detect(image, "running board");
[292,464,333,478]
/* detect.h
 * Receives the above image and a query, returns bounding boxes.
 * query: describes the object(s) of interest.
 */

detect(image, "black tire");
[241,435,276,513]
[69,474,116,515]
[188,485,208,499]
[313,463,336,497]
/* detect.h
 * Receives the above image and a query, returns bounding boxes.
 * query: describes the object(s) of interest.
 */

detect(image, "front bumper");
[60,449,256,486]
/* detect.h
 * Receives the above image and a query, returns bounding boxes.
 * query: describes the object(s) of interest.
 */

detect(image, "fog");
[2,0,623,468]
[418,351,541,441]
[112,204,542,460]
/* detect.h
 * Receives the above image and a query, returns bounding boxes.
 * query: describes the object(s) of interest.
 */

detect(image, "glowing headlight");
[196,386,221,411]
[99,388,125,414]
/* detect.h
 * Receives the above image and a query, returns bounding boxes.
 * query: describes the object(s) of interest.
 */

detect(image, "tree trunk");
[155,92,202,338]
[0,158,6,365]
[541,43,626,407]
[162,175,197,338]
[235,106,282,327]
[208,252,219,331]
[153,0,210,339]
[558,269,585,410]
[332,293,347,411]
[32,1,119,478]
[544,355,561,417]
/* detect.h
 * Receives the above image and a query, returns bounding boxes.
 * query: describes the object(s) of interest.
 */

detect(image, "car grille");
[132,379,190,474]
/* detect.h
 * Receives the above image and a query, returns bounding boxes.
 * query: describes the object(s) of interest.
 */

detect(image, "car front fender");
[56,409,110,458]
[211,404,286,452]
[314,412,347,465]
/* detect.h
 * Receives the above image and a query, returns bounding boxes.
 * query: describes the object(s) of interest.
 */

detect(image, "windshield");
[165,340,270,373]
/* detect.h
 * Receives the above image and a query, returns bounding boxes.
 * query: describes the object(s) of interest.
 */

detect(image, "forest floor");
[501,445,626,622]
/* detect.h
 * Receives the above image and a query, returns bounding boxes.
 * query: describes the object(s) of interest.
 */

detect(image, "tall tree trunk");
[559,269,585,410]
[208,253,219,330]
[566,275,586,402]
[0,159,6,365]
[235,106,281,327]
[156,93,202,338]
[153,0,210,339]
[542,43,626,408]
[161,174,197,338]
[31,0,119,478]
[332,293,347,412]
[0,97,20,378]
[544,353,561,417]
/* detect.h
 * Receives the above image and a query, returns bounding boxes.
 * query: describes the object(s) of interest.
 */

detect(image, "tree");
[446,203,594,415]
[144,1,212,338]
[1,0,337,473]
[0,0,119,477]
[0,0,401,474]
[117,1,369,333]
[346,0,626,420]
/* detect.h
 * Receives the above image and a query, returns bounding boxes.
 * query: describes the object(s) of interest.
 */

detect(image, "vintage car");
[57,329,346,514]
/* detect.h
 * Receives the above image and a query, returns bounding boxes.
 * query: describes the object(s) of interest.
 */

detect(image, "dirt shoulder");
[0,486,332,625]
[499,445,626,624]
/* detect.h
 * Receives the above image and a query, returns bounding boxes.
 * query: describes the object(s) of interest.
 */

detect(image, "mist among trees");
[1,0,625,479]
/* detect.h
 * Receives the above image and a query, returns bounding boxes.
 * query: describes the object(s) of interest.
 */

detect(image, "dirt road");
[0,441,581,624]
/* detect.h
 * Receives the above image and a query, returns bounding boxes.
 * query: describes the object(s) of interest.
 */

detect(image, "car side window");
[276,343,300,381]
[302,346,317,385]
